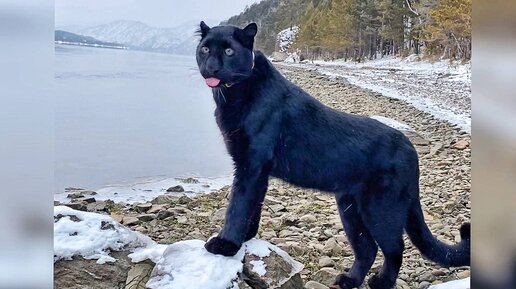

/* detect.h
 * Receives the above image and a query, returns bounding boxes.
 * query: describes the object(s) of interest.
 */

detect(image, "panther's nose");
[206,66,220,75]
[205,57,221,76]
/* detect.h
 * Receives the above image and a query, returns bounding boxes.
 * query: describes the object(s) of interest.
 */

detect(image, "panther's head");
[196,21,257,88]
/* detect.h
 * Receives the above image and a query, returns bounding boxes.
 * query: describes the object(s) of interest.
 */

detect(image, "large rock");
[54,251,153,289]
[147,239,304,289]
[240,239,304,289]
[54,206,305,289]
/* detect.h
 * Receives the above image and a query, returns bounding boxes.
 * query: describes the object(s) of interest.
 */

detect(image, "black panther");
[195,21,470,289]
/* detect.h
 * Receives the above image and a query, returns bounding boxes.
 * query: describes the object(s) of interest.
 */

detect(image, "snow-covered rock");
[54,207,305,289]
[277,26,299,53]
[53,205,162,264]
[147,239,304,289]
[147,240,245,289]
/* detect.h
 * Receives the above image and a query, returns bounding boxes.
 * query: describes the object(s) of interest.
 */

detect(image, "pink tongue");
[205,77,221,87]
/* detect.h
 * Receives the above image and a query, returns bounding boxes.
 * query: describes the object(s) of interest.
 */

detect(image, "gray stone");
[418,281,431,289]
[147,204,168,214]
[419,272,437,282]
[318,256,334,268]
[166,185,185,192]
[122,216,140,226]
[124,262,154,289]
[54,251,134,289]
[136,214,156,222]
[156,210,174,220]
[312,268,339,287]
[65,202,87,211]
[135,203,152,212]
[323,238,343,256]
[211,208,227,222]
[241,247,304,289]
[151,195,176,205]
[300,214,317,223]
[305,281,330,289]
[176,216,188,224]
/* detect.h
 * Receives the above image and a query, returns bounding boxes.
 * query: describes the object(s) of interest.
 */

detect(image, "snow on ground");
[54,206,163,264]
[148,239,303,289]
[429,277,470,289]
[54,175,233,204]
[147,240,246,289]
[285,55,471,133]
[54,207,303,289]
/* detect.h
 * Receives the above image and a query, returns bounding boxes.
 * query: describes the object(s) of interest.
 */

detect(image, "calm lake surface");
[55,45,233,191]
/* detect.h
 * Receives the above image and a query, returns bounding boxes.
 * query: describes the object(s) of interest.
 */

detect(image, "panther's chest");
[214,106,251,163]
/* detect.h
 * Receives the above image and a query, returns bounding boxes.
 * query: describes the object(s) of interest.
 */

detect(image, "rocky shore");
[54,65,471,289]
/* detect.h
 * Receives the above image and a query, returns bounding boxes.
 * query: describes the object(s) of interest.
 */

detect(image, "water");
[55,45,233,192]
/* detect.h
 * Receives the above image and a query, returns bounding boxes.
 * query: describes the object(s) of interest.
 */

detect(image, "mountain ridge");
[57,20,211,55]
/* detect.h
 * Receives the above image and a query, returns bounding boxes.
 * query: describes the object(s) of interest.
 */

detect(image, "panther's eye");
[200,46,209,54]
[224,48,234,56]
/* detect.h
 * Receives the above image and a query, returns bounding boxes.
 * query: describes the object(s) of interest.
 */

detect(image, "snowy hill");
[61,20,202,55]
[277,26,299,53]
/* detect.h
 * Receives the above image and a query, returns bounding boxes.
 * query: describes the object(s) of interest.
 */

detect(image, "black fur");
[196,22,470,289]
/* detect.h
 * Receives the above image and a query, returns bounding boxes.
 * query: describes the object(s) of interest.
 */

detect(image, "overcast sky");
[55,0,260,28]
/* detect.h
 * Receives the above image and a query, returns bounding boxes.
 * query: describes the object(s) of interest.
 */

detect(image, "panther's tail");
[405,201,470,267]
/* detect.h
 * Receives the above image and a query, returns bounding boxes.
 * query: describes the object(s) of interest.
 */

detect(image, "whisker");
[219,89,227,103]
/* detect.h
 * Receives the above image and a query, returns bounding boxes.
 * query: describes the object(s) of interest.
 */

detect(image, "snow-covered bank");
[283,55,471,133]
[54,175,232,204]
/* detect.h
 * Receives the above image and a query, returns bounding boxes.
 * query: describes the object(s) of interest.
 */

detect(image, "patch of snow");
[285,51,301,63]
[147,240,246,289]
[285,55,471,133]
[249,260,267,276]
[429,277,470,289]
[328,69,471,133]
[277,26,299,53]
[54,175,233,204]
[370,115,412,131]
[129,244,168,264]
[245,239,304,275]
[54,206,155,264]
[245,239,273,257]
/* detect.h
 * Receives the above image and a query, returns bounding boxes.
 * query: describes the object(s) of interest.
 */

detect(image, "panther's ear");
[242,23,258,38]
[236,23,258,49]
[198,21,210,38]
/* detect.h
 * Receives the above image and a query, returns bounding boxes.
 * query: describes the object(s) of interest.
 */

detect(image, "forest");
[225,0,471,61]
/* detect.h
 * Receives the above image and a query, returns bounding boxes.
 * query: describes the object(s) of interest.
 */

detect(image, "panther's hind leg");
[358,189,407,289]
[333,193,378,289]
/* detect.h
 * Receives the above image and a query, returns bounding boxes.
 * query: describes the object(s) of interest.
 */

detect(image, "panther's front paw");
[205,236,241,256]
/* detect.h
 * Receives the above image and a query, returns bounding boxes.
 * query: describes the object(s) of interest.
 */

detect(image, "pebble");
[176,216,188,224]
[122,216,140,226]
[300,214,317,223]
[156,210,174,220]
[318,256,334,268]
[305,280,330,289]
[312,268,339,286]
[136,214,156,222]
[166,185,184,192]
